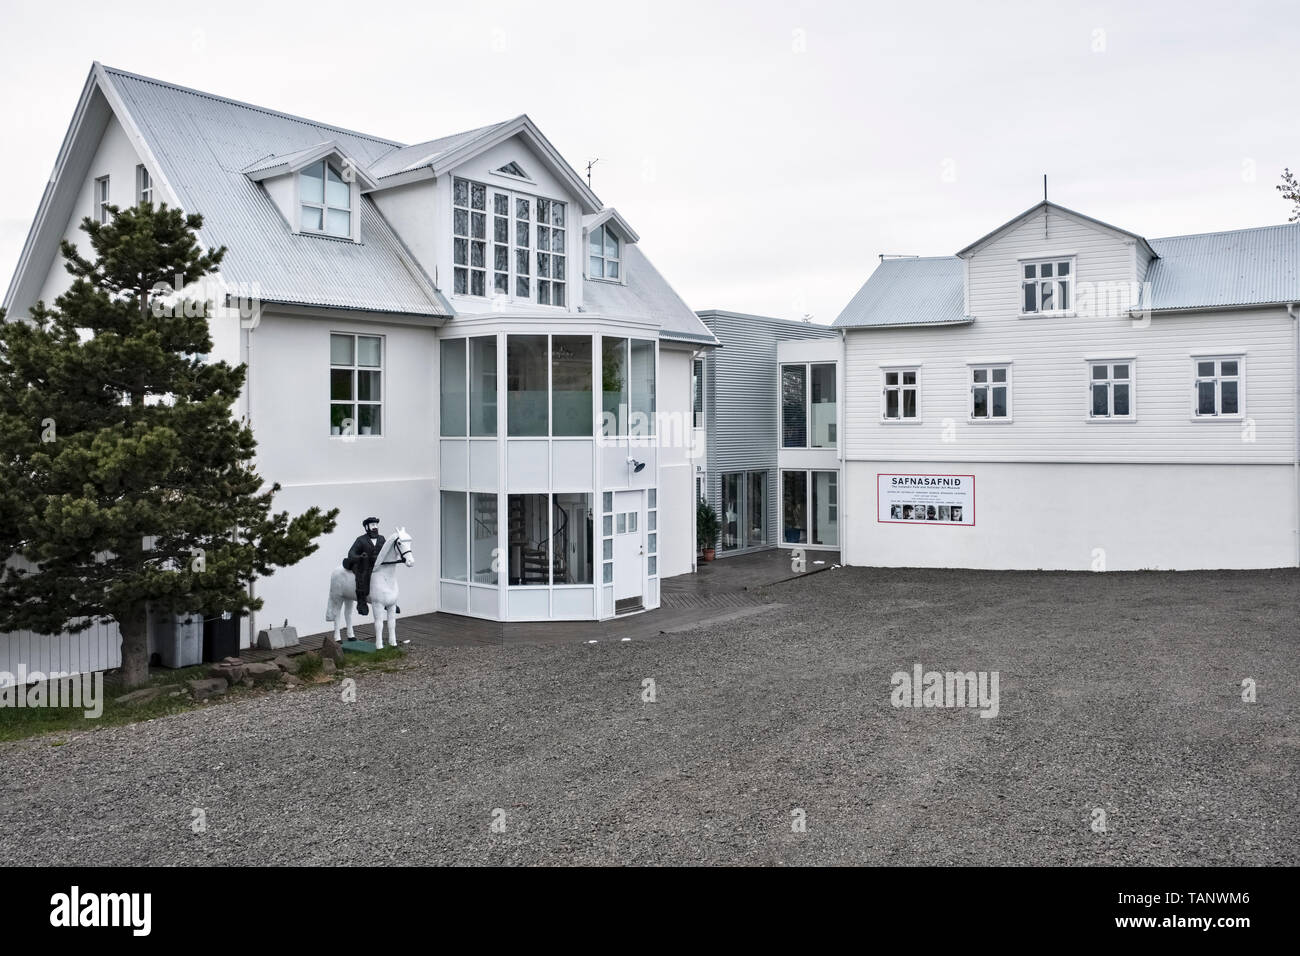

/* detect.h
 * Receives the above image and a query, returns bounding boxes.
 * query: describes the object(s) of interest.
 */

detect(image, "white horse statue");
[325,527,414,648]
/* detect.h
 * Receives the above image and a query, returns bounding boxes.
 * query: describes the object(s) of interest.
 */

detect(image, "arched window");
[300,160,351,238]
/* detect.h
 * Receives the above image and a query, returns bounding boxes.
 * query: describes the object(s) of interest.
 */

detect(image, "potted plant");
[697,498,720,562]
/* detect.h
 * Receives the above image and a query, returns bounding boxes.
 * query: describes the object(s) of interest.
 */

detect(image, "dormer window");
[589,224,621,280]
[300,160,352,238]
[1022,258,1072,313]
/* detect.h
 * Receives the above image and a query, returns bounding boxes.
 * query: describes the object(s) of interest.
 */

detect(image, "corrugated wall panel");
[699,312,836,552]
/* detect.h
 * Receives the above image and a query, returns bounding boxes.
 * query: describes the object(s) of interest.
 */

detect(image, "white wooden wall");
[0,620,122,679]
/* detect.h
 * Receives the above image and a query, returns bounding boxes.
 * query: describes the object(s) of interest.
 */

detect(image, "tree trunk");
[117,604,150,689]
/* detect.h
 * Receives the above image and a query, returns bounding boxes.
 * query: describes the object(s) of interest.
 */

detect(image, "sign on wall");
[877,474,975,526]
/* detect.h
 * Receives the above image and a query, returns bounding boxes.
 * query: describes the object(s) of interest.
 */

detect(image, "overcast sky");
[1,0,1296,324]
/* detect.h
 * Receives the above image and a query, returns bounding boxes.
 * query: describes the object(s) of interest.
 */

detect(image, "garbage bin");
[151,606,204,668]
[202,612,243,663]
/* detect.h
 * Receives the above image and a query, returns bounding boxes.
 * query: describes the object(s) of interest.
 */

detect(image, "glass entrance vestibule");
[437,330,661,621]
[719,470,769,553]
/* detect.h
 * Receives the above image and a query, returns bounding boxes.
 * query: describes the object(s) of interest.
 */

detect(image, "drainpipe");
[244,310,257,649]
[839,327,848,566]
[1290,303,1299,568]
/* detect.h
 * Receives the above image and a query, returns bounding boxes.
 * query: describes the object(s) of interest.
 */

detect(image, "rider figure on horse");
[345,516,384,616]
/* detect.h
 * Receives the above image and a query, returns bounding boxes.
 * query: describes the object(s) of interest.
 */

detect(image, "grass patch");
[0,646,410,743]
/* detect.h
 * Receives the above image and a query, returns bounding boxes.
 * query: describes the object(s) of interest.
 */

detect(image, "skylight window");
[300,160,352,238]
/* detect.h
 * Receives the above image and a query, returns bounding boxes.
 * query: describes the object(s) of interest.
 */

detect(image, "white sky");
[1,0,1296,325]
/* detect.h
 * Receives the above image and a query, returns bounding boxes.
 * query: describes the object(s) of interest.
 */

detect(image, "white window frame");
[94,176,110,223]
[968,363,1012,422]
[329,332,384,438]
[298,159,354,240]
[881,365,921,422]
[136,165,153,205]
[780,361,837,448]
[1020,256,1075,316]
[1086,359,1136,421]
[1191,354,1244,420]
[587,223,622,282]
[457,176,567,309]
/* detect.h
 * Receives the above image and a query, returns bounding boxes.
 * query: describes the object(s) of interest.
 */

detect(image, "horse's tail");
[325,573,341,622]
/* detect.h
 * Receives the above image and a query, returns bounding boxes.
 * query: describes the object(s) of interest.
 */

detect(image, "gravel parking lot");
[1,565,1296,866]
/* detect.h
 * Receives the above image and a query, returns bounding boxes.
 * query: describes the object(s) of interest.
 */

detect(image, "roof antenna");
[586,158,600,188]
[1043,173,1048,202]
[1044,173,1049,239]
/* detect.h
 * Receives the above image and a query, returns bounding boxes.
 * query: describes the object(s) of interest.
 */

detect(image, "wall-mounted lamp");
[627,458,646,474]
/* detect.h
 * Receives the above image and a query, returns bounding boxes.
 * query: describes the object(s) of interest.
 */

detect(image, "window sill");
[1018,311,1076,319]
[967,417,1014,424]
[1084,416,1138,423]
[1190,415,1245,422]
[880,418,924,425]
[329,434,383,439]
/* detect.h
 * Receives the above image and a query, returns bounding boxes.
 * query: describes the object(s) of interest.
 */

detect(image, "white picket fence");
[0,620,122,679]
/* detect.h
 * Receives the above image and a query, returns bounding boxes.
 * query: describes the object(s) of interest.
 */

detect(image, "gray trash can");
[151,607,204,668]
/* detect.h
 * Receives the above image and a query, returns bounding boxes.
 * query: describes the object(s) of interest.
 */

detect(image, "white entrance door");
[613,490,644,612]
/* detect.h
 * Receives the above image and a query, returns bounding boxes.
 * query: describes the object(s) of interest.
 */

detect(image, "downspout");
[1290,303,1299,568]
[244,311,257,649]
[839,327,848,566]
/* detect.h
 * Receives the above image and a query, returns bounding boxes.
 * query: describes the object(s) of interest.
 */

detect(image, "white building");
[832,201,1300,571]
[1,63,718,671]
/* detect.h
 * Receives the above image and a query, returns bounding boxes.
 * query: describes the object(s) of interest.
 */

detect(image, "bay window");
[440,336,498,437]
[602,338,656,437]
[507,334,548,436]
[552,335,593,436]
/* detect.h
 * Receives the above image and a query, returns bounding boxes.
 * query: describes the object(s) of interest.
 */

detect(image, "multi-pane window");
[883,368,919,420]
[536,198,567,306]
[1089,362,1133,419]
[457,178,567,306]
[601,337,656,437]
[94,176,110,223]
[970,365,1010,419]
[136,165,152,205]
[300,160,351,238]
[1193,357,1241,417]
[492,193,510,296]
[329,333,383,436]
[1022,258,1072,313]
[453,177,487,297]
[514,196,531,299]
[588,224,621,279]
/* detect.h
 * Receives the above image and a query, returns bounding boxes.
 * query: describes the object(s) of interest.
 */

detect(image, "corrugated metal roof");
[832,257,970,329]
[241,142,333,175]
[101,67,451,318]
[583,245,718,345]
[1146,222,1300,311]
[368,123,508,180]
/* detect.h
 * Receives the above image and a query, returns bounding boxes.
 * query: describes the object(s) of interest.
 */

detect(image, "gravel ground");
[1,566,1297,866]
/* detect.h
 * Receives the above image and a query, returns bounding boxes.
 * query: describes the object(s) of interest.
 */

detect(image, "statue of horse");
[325,527,413,648]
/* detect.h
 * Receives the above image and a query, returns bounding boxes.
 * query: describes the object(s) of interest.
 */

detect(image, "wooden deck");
[246,547,839,659]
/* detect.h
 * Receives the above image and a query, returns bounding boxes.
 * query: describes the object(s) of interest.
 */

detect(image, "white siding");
[0,621,121,680]
[845,208,1295,465]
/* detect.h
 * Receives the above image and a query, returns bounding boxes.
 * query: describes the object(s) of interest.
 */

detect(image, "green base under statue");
[341,640,380,654]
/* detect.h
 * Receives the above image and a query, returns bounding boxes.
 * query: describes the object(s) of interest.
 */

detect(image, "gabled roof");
[367,122,510,180]
[1145,222,1300,311]
[832,257,971,329]
[583,245,718,346]
[956,200,1158,261]
[365,114,604,214]
[242,140,380,190]
[4,64,449,319]
[582,207,640,244]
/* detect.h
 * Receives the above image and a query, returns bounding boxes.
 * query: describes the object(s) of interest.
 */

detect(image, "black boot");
[357,599,369,616]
